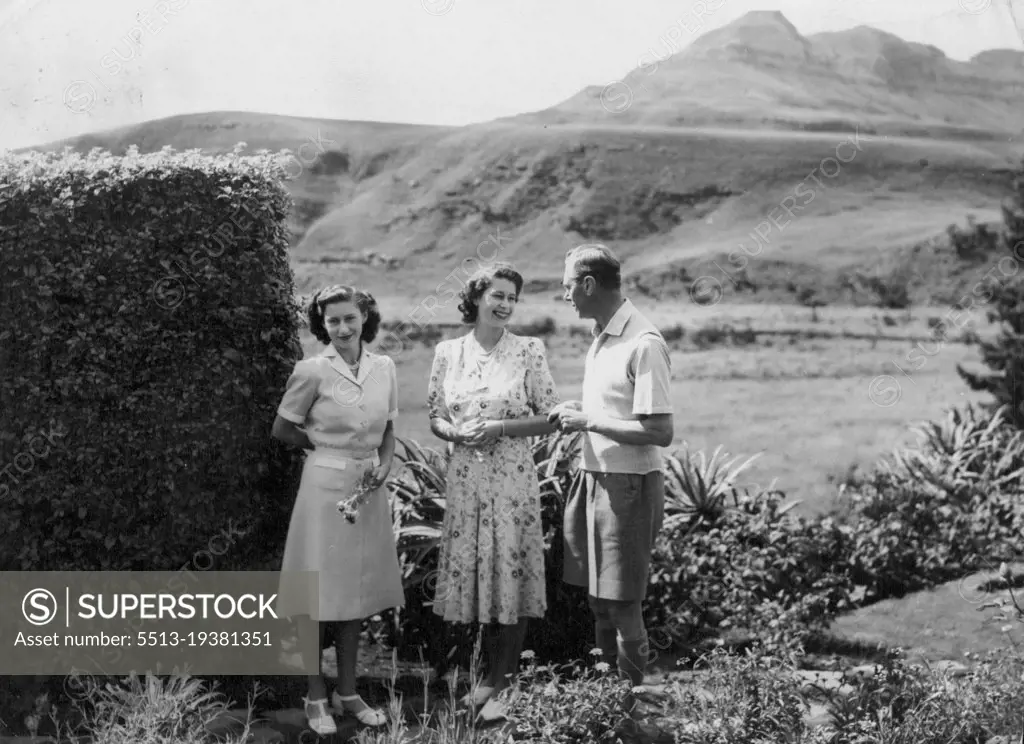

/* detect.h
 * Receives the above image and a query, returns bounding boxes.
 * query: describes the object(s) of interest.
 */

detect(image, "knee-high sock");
[617,631,649,686]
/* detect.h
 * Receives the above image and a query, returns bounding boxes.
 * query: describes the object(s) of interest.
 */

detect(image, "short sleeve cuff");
[277,407,306,425]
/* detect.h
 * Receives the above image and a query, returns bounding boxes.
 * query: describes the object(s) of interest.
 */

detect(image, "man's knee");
[605,600,644,636]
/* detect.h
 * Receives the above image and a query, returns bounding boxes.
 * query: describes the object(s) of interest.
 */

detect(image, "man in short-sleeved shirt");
[548,244,674,694]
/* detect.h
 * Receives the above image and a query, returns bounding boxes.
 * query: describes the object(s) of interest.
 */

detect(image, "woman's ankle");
[306,680,328,701]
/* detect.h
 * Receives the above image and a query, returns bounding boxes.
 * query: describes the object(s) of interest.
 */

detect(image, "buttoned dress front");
[426,331,561,625]
[275,345,405,622]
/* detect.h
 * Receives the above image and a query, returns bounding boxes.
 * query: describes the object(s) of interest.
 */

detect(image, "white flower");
[371,615,381,622]
[594,662,610,673]
[588,648,604,657]
[520,650,536,660]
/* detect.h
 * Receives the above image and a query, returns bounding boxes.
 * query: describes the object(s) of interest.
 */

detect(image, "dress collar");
[321,343,371,384]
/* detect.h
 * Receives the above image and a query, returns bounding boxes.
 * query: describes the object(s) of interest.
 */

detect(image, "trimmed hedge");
[0,144,304,572]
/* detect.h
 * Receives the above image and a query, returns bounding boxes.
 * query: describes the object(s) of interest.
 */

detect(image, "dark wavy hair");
[457,262,524,324]
[306,284,381,345]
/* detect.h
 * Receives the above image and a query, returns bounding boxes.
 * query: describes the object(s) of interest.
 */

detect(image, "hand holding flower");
[336,466,382,523]
[367,458,392,491]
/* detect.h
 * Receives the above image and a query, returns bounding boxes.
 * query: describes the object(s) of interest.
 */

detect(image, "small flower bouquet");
[336,468,377,523]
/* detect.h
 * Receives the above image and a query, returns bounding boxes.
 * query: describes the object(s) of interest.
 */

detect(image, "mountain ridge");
[10,11,1024,306]
[531,10,1024,138]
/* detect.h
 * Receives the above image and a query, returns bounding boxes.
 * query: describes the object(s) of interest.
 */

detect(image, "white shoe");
[332,691,387,727]
[302,696,337,736]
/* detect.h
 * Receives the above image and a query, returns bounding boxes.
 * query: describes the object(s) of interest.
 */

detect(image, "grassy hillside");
[16,12,1024,307]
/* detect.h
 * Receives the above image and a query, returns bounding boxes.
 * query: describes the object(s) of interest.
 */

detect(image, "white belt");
[310,449,379,469]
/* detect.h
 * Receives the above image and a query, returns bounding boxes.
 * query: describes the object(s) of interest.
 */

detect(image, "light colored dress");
[275,344,405,622]
[426,331,561,625]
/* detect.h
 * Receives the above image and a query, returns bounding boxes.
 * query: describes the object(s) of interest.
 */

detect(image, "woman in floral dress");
[426,262,561,721]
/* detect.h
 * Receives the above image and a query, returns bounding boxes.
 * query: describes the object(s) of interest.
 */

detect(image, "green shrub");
[846,269,913,310]
[505,654,635,742]
[0,145,304,572]
[830,405,1024,603]
[820,648,1024,744]
[510,316,557,337]
[647,489,854,659]
[956,158,1024,428]
[662,323,685,343]
[661,645,1024,744]
[947,214,1001,261]
[835,469,1015,603]
[662,645,810,744]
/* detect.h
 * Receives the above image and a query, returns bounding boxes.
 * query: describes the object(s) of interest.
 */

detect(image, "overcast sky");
[0,0,1021,151]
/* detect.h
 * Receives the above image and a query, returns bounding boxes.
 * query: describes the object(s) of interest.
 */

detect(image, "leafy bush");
[505,652,635,743]
[691,324,758,348]
[511,316,557,337]
[0,145,304,573]
[820,648,1024,744]
[824,404,1024,604]
[956,158,1024,428]
[662,645,1024,744]
[647,489,854,658]
[843,268,915,310]
[663,645,810,744]
[835,471,1017,603]
[947,214,1001,261]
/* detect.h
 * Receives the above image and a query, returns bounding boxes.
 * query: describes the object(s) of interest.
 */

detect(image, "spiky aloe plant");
[883,404,1024,501]
[662,445,784,530]
[532,429,583,502]
[388,436,450,588]
[85,674,256,744]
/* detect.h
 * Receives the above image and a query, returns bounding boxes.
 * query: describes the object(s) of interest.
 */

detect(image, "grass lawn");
[825,564,1024,665]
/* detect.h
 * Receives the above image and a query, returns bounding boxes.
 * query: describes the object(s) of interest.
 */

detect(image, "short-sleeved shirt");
[277,344,398,455]
[580,298,673,474]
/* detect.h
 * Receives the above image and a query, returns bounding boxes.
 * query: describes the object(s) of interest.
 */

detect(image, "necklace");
[472,331,503,373]
[338,347,361,373]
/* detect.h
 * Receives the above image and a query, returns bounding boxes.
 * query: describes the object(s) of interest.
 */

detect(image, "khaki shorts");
[562,469,665,601]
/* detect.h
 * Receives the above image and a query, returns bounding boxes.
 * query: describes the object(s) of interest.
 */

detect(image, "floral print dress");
[427,330,561,625]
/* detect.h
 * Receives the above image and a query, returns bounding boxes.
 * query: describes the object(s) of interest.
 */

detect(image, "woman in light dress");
[273,284,403,734]
[426,262,561,721]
